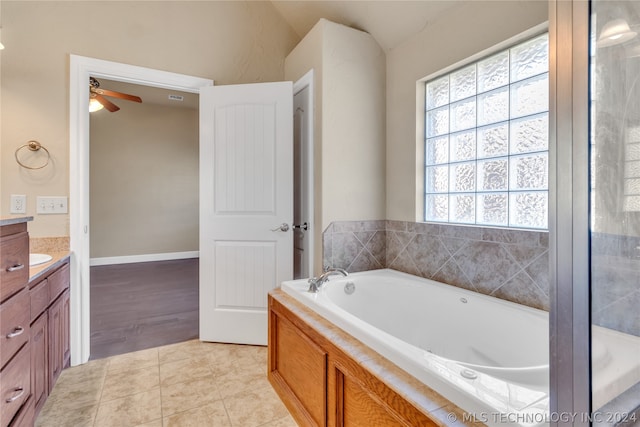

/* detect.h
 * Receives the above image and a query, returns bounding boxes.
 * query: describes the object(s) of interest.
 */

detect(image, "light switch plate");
[37,196,68,214]
[10,195,27,214]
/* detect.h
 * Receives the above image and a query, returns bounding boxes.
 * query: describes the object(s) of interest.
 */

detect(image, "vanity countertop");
[0,216,34,226]
[29,251,71,284]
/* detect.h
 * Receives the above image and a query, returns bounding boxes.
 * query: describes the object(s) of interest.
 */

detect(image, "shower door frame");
[549,0,591,425]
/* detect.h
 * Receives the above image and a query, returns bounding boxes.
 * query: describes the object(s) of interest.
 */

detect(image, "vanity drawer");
[0,345,31,427]
[48,263,69,303]
[0,290,30,369]
[30,279,49,322]
[0,232,29,304]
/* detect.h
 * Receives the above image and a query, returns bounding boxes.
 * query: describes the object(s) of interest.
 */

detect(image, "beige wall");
[386,1,548,221]
[1,0,549,239]
[285,19,386,273]
[0,1,299,237]
[90,101,198,258]
[322,22,386,224]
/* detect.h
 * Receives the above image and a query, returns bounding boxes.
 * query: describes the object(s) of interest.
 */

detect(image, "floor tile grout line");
[90,363,108,427]
[157,348,164,424]
[219,387,235,427]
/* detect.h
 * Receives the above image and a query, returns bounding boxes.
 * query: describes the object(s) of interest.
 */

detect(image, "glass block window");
[425,33,549,229]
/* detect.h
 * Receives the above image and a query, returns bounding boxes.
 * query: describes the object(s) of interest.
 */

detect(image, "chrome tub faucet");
[308,267,348,293]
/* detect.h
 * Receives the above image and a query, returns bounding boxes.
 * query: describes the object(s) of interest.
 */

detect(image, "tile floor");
[36,340,298,427]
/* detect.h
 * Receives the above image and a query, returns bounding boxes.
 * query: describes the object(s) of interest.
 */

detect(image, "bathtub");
[281,269,640,427]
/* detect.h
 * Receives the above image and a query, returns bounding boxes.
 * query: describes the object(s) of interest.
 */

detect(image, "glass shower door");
[590,0,640,421]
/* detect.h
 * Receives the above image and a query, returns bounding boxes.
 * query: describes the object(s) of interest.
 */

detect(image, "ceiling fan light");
[598,18,637,48]
[89,98,104,112]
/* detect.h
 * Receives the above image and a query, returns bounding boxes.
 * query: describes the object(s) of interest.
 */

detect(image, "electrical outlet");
[10,195,27,214]
[36,196,68,214]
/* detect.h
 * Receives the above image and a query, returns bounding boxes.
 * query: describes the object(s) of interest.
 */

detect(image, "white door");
[199,82,293,345]
[293,86,311,279]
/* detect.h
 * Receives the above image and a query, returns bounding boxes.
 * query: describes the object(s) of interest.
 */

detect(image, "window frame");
[417,24,550,230]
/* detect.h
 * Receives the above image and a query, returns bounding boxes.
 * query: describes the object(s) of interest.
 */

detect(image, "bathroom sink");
[30,253,53,266]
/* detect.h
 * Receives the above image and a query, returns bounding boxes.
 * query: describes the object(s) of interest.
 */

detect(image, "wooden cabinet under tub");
[268,290,443,427]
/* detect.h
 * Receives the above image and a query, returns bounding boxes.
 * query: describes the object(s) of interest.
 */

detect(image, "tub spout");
[308,268,348,293]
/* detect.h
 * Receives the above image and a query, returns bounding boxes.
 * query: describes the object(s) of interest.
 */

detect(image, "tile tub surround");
[323,220,550,311]
[36,340,297,427]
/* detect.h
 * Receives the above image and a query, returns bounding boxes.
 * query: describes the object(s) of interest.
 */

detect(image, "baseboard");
[90,251,199,266]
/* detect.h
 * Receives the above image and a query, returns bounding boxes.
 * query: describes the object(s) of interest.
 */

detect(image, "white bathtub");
[281,269,640,427]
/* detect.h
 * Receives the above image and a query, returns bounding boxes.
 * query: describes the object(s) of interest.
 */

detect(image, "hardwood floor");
[90,258,199,360]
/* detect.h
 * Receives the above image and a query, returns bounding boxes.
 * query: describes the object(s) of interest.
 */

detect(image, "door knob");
[293,222,308,230]
[271,223,290,232]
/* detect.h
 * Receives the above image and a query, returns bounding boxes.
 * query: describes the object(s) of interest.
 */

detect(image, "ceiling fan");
[89,77,142,112]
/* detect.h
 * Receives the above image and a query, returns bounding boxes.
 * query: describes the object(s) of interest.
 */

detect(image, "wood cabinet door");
[48,295,63,393]
[269,312,327,427]
[31,312,48,416]
[334,366,407,427]
[61,289,71,369]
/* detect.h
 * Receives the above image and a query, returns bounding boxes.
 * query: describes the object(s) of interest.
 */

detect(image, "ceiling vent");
[168,94,184,101]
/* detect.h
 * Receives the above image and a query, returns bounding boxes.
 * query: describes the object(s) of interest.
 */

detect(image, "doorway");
[71,56,315,363]
[69,55,213,365]
[88,79,200,359]
[293,70,315,279]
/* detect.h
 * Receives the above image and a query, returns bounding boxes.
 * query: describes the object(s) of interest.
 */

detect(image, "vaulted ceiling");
[92,2,471,110]
[270,0,466,51]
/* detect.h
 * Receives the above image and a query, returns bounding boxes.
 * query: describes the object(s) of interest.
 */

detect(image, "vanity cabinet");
[1,221,31,427]
[0,218,70,426]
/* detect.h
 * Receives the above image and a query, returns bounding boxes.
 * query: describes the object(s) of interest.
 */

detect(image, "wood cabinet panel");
[30,312,48,417]
[45,264,70,393]
[0,290,30,369]
[61,289,71,369]
[48,293,64,393]
[0,232,29,303]
[0,344,31,427]
[270,314,327,427]
[336,367,407,427]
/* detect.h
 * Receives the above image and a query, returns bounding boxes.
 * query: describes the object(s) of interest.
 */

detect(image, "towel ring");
[15,140,50,170]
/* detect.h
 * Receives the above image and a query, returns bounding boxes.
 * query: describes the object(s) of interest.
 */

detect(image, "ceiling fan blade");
[94,94,120,112]
[95,88,142,103]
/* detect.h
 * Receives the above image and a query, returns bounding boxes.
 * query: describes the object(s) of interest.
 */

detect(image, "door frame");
[293,70,315,276]
[69,55,213,365]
